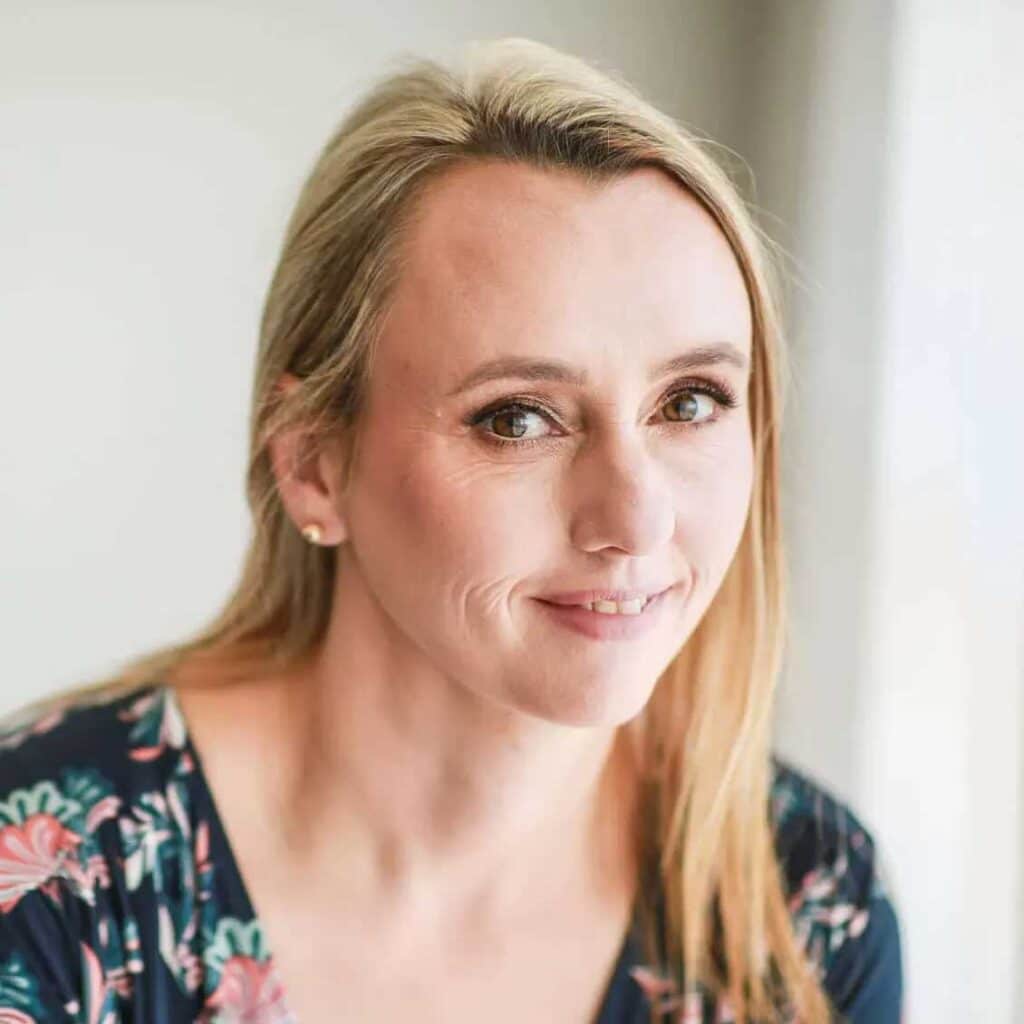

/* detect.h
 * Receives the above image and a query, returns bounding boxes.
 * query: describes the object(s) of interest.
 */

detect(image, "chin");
[512,674,657,729]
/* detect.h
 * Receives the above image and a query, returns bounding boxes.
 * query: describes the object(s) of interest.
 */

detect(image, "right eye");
[472,401,557,448]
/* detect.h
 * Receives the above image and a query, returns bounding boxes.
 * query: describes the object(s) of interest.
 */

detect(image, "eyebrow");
[445,342,750,398]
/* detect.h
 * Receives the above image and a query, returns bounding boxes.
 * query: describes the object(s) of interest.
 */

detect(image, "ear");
[267,373,349,546]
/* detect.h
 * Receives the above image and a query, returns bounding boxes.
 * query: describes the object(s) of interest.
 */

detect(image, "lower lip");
[532,588,672,642]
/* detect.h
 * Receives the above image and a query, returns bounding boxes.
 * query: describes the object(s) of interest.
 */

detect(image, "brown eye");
[491,408,532,439]
[468,400,557,449]
[481,403,555,442]
[664,390,715,424]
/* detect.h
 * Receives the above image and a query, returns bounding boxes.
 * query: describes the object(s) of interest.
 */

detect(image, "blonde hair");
[25,38,832,1023]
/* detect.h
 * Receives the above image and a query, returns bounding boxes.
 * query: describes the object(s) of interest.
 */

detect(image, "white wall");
[741,0,899,801]
[741,2,1024,1020]
[859,3,1024,1019]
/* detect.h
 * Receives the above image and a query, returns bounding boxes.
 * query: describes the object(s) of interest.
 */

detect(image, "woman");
[0,38,902,1024]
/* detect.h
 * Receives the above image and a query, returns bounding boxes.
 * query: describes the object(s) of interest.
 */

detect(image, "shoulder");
[0,681,194,902]
[0,683,198,1019]
[0,681,187,809]
[0,682,285,1020]
[0,682,189,909]
[769,754,904,1022]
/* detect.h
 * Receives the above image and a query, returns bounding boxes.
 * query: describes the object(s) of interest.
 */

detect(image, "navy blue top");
[0,683,902,1022]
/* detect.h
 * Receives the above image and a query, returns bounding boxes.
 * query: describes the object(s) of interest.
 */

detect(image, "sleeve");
[0,745,118,1023]
[769,757,905,1024]
[824,888,904,1024]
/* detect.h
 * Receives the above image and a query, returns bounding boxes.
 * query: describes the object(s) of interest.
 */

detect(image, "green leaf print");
[0,950,47,1018]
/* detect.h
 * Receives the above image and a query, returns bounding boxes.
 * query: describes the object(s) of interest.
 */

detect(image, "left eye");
[663,390,716,423]
[484,405,550,441]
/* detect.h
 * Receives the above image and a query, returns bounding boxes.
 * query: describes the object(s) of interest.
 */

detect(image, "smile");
[532,587,673,641]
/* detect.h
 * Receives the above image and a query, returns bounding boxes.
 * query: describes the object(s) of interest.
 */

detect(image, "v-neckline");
[161,680,647,1023]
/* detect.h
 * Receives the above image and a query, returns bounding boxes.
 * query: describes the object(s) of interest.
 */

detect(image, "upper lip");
[537,585,674,606]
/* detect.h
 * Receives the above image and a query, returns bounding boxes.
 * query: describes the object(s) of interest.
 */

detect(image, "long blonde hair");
[23,38,832,1023]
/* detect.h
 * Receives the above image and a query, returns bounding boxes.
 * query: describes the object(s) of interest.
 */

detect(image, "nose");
[566,430,675,557]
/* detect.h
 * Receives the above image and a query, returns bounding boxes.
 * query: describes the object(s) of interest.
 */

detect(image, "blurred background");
[1,1,1021,1019]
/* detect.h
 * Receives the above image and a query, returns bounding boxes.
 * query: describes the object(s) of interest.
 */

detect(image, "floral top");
[0,683,902,1023]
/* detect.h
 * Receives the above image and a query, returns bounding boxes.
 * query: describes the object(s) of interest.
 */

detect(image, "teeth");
[584,597,647,616]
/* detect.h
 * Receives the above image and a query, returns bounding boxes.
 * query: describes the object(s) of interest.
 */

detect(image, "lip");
[538,585,675,606]
[531,586,674,642]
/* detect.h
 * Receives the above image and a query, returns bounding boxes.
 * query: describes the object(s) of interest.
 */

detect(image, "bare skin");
[170,159,753,1021]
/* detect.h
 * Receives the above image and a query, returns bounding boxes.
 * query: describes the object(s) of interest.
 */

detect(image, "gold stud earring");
[301,523,323,544]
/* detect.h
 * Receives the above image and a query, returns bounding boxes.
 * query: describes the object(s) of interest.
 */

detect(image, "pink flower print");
[0,1009,38,1023]
[120,688,186,761]
[0,706,68,753]
[177,947,204,995]
[679,992,705,1024]
[157,903,203,995]
[202,956,291,1023]
[195,820,211,870]
[715,994,738,1022]
[84,794,121,834]
[72,941,114,1024]
[104,964,136,1001]
[0,813,81,912]
[629,965,687,1016]
[629,964,677,997]
[848,906,869,939]
[789,865,837,912]
[81,852,112,893]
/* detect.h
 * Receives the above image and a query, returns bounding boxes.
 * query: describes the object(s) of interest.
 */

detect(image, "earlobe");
[299,519,348,547]
[267,373,352,547]
[267,416,349,549]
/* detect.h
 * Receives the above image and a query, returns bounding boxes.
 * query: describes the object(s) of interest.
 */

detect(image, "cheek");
[680,429,755,568]
[348,431,554,602]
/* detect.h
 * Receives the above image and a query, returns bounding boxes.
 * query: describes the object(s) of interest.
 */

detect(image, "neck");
[265,556,641,927]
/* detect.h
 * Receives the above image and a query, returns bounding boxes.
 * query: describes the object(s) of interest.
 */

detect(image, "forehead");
[381,159,752,382]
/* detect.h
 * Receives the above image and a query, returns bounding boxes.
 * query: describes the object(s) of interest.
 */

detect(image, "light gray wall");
[1015,651,1024,1019]
[733,4,1023,1018]
[735,0,901,799]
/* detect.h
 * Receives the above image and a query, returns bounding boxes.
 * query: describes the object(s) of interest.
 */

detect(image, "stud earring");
[301,523,323,544]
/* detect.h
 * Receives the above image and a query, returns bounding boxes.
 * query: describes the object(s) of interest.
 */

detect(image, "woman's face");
[336,160,754,726]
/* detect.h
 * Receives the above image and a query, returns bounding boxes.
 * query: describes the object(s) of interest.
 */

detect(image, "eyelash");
[467,377,741,451]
